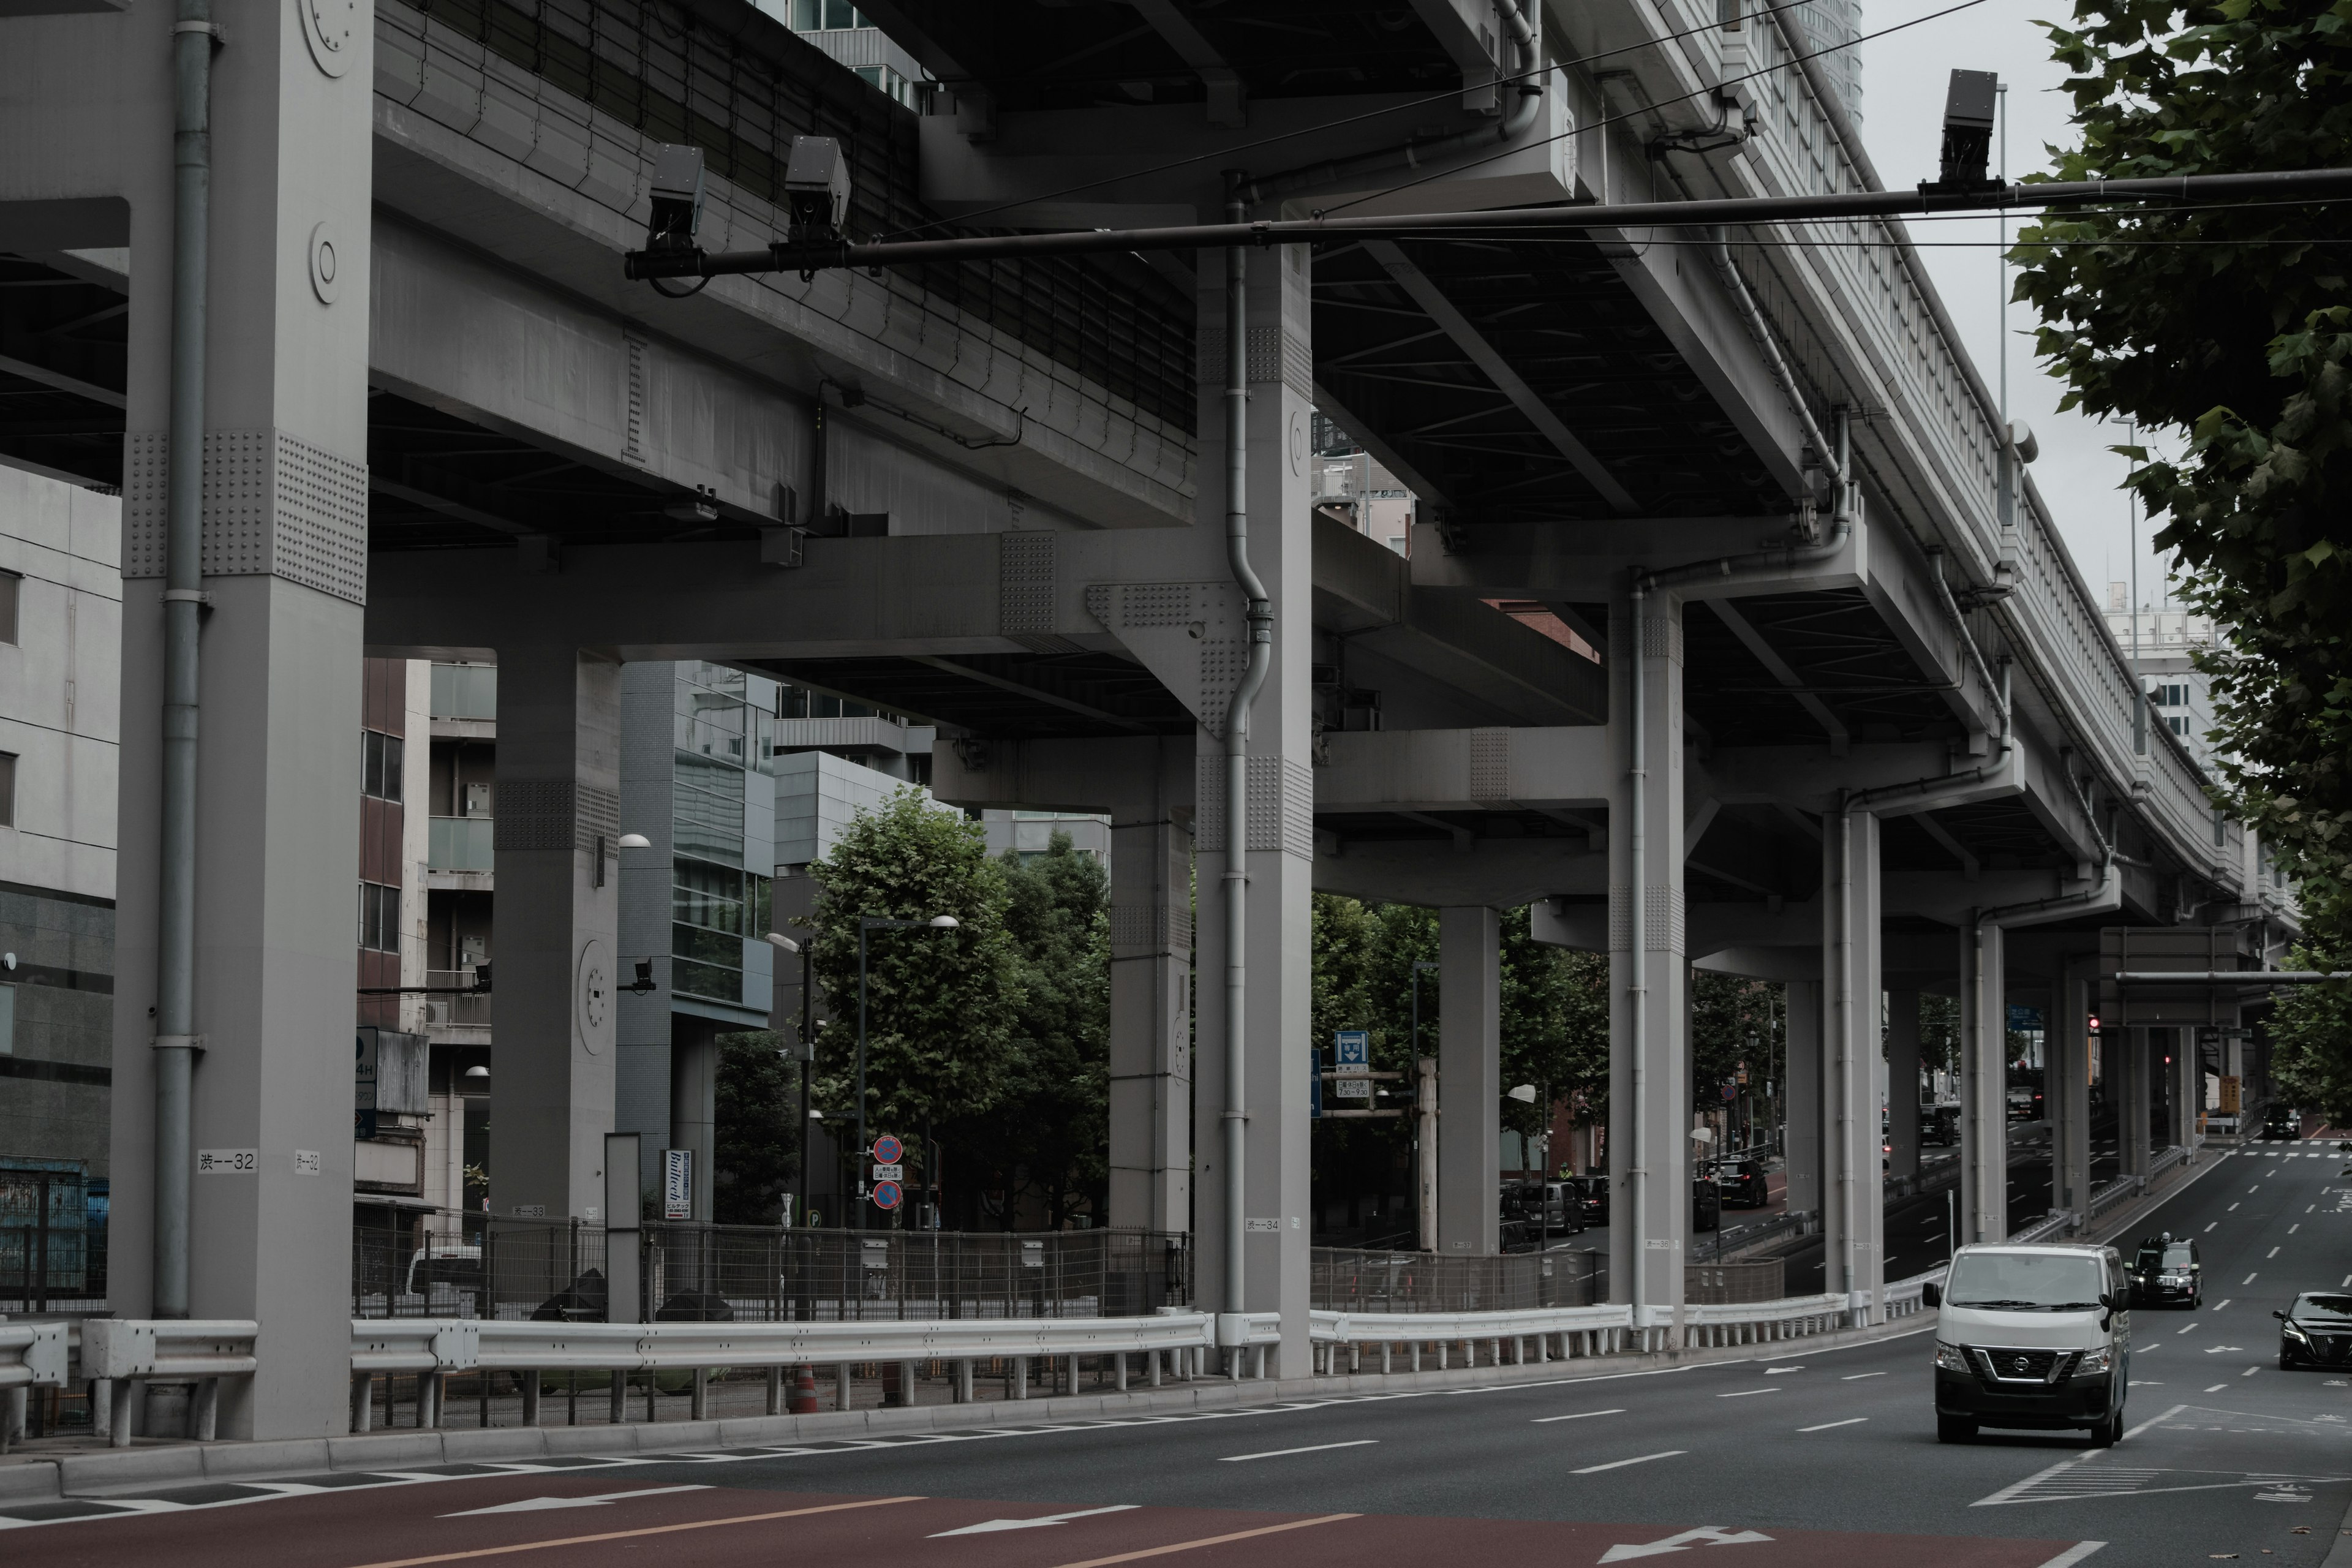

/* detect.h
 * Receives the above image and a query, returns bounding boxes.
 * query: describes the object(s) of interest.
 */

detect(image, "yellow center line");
[341,1493,925,1568]
[1046,1513,1363,1568]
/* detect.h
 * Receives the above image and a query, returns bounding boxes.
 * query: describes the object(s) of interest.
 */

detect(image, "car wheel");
[2282,1350,2297,1371]
[2089,1408,2124,1447]
[1937,1414,1977,1444]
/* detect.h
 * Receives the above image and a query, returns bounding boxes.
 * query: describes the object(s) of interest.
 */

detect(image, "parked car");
[1924,1241,2133,1446]
[2277,1291,2352,1369]
[2129,1233,2201,1308]
[1715,1159,1770,1209]
[1499,1180,1588,1237]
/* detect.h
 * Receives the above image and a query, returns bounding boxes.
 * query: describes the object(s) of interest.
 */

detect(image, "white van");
[1921,1241,2133,1445]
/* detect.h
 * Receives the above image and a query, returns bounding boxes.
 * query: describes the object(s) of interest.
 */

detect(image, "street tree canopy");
[2013,0,2352,899]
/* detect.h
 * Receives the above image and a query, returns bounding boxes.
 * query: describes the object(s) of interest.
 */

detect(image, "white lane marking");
[2230,1203,2241,1212]
[2177,1325,2195,1335]
[1798,1418,1868,1432]
[1763,1366,1804,1374]
[2124,1403,2190,1441]
[1842,1372,1887,1381]
[2129,1381,2164,1387]
[2244,1366,2261,1378]
[1572,1451,1686,1474]
[441,1485,710,1517]
[1600,1526,1771,1561]
[2206,1346,2245,1354]
[1218,1440,1378,1463]
[2245,1272,2260,1284]
[2291,1226,2301,1234]
[2032,1545,2108,1568]
[1717,1388,1779,1398]
[2207,1223,2220,1232]
[1533,1409,1626,1423]
[2252,1185,2263,1193]
[2311,1205,2318,1215]
[930,1506,1140,1536]
[2207,1384,2231,1392]
[2270,1246,2283,1257]
[2217,1300,2234,1310]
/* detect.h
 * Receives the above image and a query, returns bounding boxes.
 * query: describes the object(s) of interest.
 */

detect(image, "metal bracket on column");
[1084,582,1246,734]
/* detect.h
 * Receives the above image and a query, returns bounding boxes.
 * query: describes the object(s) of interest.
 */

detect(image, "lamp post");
[764,929,815,1226]
[1409,959,1439,1251]
[854,913,960,1229]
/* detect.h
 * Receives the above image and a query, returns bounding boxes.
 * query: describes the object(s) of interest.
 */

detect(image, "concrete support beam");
[1958,921,2008,1245]
[669,1025,718,1225]
[2121,1025,2152,1178]
[2052,962,2091,1225]
[1822,809,1883,1317]
[1438,906,1501,1256]
[491,646,622,1223]
[1887,990,1921,1182]
[1784,980,1822,1220]
[616,661,677,1221]
[1108,800,1194,1234]
[1608,591,1689,1327]
[2169,1026,2199,1150]
[1189,241,1314,1373]
[70,0,378,1441]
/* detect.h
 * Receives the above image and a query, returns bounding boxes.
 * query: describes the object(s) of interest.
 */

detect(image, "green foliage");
[2011,0,2352,890]
[2266,885,2352,1121]
[804,789,1022,1152]
[1691,973,1779,1115]
[713,1030,797,1226]
[945,835,1114,1227]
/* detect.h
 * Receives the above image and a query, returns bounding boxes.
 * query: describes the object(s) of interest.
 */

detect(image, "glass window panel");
[673,958,742,1003]
[673,922,743,967]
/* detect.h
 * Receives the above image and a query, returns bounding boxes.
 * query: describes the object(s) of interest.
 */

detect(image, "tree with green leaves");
[2264,884,2352,1123]
[2012,0,2352,895]
[712,1030,797,1226]
[804,789,1022,1170]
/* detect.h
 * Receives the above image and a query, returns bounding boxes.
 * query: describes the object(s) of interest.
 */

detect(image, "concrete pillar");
[1107,777,1193,1234]
[616,662,676,1221]
[491,646,622,1222]
[1822,810,1883,1317]
[88,0,375,1441]
[1887,990,1921,1182]
[1438,907,1501,1256]
[670,1021,718,1224]
[2121,1027,2153,1178]
[1958,921,2008,1245]
[1190,238,1314,1374]
[2052,961,2091,1224]
[1607,591,1687,1328]
[1784,981,1822,1219]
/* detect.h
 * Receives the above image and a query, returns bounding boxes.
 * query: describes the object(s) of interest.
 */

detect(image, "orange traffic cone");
[790,1363,820,1414]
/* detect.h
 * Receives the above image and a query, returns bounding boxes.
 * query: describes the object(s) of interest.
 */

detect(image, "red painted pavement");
[20,1476,2090,1568]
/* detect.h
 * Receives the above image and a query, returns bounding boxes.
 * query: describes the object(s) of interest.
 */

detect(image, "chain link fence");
[1310,1246,1607,1313]
[353,1212,608,1320]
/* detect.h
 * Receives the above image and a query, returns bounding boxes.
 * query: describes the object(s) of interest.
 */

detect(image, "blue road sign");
[872,1179,903,1210]
[872,1133,903,1164]
[1310,1044,1323,1120]
[1335,1029,1370,1069]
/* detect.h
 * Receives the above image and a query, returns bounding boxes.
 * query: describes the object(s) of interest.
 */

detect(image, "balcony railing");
[422,969,491,1029]
[429,816,494,872]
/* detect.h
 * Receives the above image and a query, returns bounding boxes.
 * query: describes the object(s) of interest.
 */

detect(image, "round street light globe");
[927,914,960,929]
[616,832,652,849]
[1507,1084,1538,1103]
[764,931,801,953]
[463,1065,489,1079]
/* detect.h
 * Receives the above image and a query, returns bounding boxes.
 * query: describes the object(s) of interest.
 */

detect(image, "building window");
[2167,715,2189,737]
[790,0,867,26]
[429,662,497,720]
[672,856,770,1003]
[363,729,404,802]
[0,750,15,827]
[358,881,401,952]
[0,571,20,646]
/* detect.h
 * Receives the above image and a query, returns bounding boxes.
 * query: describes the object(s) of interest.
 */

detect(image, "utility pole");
[1410,959,1439,1252]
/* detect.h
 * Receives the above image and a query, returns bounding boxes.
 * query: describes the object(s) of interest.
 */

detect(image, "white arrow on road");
[1599,1526,1774,1562]
[442,1485,710,1517]
[931,1506,1141,1537]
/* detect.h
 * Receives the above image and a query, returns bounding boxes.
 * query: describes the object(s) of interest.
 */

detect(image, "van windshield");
[1945,1252,2107,1311]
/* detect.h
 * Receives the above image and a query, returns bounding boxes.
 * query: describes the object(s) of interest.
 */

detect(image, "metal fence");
[1311,1246,1607,1313]
[1685,1259,1787,1305]
[644,1225,1191,1322]
[353,1212,608,1321]
[0,1164,104,1314]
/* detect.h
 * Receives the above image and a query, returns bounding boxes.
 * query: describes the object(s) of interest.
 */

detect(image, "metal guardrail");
[74,1318,260,1447]
[2008,1211,2078,1245]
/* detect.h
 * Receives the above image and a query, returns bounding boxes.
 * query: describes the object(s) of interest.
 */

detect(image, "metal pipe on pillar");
[1216,174,1274,1364]
[154,0,219,1321]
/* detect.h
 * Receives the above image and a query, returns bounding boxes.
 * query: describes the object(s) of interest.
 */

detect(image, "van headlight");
[1935,1341,1969,1372]
[2071,1347,2114,1378]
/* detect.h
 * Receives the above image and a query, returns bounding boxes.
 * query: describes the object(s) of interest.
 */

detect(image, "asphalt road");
[7,1139,2343,1568]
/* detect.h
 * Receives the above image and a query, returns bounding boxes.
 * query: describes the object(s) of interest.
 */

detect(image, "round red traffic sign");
[872,1134,903,1164]
[872,1179,903,1210]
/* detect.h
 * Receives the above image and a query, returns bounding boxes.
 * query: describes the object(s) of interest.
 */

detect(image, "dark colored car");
[2277,1292,2352,1370]
[1923,1106,1960,1147]
[2128,1234,2201,1308]
[1565,1175,1609,1227]
[1498,1180,1585,1238]
[2264,1105,2302,1141]
[2267,1297,2352,1363]
[1716,1159,1770,1208]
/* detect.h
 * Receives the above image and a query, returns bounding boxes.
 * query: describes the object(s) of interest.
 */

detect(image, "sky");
[1858,0,2182,612]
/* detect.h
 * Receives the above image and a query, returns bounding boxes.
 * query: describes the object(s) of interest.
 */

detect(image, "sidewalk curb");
[32,1311,1936,1501]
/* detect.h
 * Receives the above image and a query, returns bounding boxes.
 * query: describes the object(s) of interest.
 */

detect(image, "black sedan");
[1716,1160,1771,1208]
[2129,1234,2201,1307]
[1565,1175,1609,1227]
[2277,1292,2352,1369]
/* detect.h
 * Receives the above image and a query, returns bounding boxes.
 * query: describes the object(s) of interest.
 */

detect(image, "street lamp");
[766,930,815,1225]
[854,913,960,1228]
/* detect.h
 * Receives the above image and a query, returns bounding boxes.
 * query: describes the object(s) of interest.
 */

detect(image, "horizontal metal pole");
[626,167,2352,281]
[2112,970,2352,985]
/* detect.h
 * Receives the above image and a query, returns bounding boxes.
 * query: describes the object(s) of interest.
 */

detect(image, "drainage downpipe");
[1926,549,2012,755]
[155,0,216,1322]
[1626,571,1648,1344]
[1219,178,1275,1372]
[1709,229,1839,487]
[1240,0,1541,206]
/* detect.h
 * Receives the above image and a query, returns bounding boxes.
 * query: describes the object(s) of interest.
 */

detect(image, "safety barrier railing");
[78,1318,260,1447]
[2009,1211,2076,1246]
[2084,1144,2195,1224]
[1308,1302,1637,1371]
[347,1311,1220,1431]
